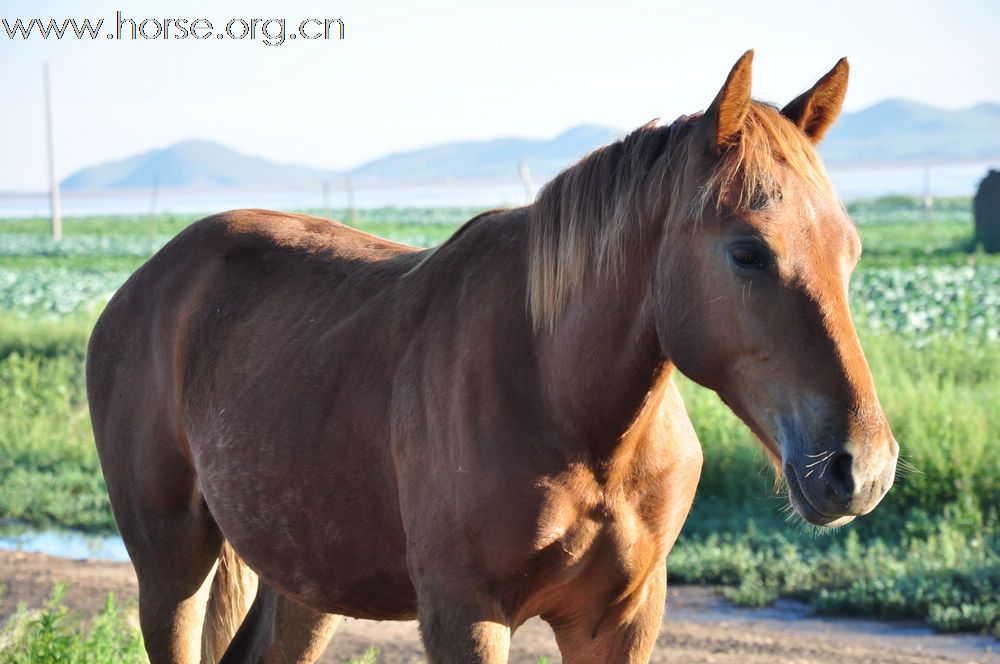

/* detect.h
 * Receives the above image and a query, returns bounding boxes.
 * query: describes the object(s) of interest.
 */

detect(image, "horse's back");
[87,208,417,439]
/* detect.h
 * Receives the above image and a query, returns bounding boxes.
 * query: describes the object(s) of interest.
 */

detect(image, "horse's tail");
[201,540,258,663]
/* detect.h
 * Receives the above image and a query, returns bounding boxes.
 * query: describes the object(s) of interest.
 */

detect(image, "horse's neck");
[427,204,669,464]
[535,229,666,460]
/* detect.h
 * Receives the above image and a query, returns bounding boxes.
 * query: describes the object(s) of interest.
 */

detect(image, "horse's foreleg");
[417,585,511,664]
[547,564,666,664]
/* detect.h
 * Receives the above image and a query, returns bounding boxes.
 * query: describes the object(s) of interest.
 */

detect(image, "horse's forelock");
[694,103,834,219]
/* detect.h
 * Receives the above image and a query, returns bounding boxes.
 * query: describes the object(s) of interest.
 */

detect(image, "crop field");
[0,196,998,654]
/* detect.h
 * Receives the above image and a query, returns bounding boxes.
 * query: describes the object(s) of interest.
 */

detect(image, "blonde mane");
[526,102,834,331]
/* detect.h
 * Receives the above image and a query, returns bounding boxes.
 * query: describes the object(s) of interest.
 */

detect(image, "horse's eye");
[730,244,766,270]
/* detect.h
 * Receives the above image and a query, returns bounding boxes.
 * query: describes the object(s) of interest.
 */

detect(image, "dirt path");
[1,550,997,663]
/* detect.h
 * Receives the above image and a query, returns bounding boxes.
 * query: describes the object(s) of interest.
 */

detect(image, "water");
[0,160,997,218]
[0,181,530,219]
[0,525,129,562]
[830,159,999,199]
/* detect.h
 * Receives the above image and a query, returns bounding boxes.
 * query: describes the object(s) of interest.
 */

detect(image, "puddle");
[0,525,129,562]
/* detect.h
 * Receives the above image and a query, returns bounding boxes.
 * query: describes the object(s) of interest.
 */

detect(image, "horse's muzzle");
[784,437,898,527]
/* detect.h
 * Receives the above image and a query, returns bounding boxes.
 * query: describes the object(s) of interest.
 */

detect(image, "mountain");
[350,125,619,182]
[821,99,1000,163]
[61,101,1000,190]
[61,139,333,190]
[62,126,621,191]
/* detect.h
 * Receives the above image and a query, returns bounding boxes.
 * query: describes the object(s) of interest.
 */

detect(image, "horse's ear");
[782,58,849,144]
[699,49,754,153]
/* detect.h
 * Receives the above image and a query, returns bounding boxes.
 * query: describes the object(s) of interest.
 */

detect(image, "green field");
[1,197,998,647]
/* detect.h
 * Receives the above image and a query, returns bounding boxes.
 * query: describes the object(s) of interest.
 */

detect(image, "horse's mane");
[526,102,834,331]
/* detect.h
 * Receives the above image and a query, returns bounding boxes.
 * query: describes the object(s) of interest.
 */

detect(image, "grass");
[348,647,381,664]
[0,586,145,663]
[0,349,113,531]
[669,524,1000,637]
[0,199,997,641]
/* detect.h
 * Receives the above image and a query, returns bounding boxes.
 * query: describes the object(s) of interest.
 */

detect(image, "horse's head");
[654,51,898,526]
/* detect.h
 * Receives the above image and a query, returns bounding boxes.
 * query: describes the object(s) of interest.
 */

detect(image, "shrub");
[0,586,145,664]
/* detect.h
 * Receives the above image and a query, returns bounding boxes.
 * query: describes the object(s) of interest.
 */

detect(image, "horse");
[87,50,899,663]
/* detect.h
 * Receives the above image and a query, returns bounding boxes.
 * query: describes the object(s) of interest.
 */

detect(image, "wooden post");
[519,159,535,204]
[923,162,933,224]
[346,175,358,225]
[43,62,62,242]
[148,174,159,255]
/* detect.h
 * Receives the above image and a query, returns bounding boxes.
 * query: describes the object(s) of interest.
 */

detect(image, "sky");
[1,0,999,192]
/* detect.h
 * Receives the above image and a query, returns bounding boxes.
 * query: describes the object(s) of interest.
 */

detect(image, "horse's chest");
[523,491,665,609]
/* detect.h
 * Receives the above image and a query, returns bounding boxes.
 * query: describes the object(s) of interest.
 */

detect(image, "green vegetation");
[669,525,1000,637]
[846,195,973,226]
[0,196,997,641]
[0,586,145,663]
[348,646,380,664]
[0,349,111,530]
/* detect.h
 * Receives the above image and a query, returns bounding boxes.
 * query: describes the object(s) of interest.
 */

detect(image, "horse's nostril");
[827,452,855,500]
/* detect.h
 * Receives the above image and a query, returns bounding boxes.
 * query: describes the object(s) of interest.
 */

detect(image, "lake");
[1,160,998,219]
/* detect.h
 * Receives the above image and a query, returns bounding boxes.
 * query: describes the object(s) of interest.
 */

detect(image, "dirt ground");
[1,550,998,663]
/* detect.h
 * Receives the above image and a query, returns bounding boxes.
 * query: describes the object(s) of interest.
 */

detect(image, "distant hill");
[822,99,1000,163]
[350,125,620,182]
[61,100,1000,190]
[62,139,333,190]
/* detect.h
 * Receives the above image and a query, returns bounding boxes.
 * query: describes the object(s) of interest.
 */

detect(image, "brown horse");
[87,50,899,664]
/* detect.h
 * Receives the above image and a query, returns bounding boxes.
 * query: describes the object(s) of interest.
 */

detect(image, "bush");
[671,524,1000,635]
[0,586,145,663]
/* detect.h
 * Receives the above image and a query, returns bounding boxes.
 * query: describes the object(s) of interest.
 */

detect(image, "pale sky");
[2,0,998,191]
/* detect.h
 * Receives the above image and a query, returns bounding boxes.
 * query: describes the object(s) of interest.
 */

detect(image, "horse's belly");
[249,540,417,620]
[192,431,417,619]
[225,514,417,620]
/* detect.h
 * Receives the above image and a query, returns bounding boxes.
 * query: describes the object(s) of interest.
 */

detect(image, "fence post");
[922,162,933,224]
[43,62,62,242]
[346,175,358,224]
[519,159,535,204]
[322,179,332,220]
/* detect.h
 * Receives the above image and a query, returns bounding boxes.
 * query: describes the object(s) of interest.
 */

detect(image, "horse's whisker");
[819,453,836,479]
[805,451,836,468]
